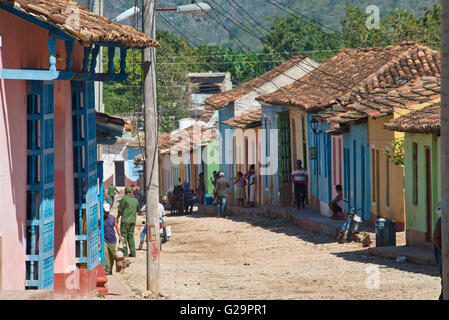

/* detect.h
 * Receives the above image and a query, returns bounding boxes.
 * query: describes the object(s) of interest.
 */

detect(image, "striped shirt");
[292,168,308,183]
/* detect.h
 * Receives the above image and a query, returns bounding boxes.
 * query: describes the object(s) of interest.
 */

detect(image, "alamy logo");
[66,5,80,30]
[366,5,380,30]
[365,265,380,289]
[65,265,80,290]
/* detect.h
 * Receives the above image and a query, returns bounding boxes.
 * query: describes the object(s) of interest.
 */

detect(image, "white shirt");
[141,203,166,218]
[159,203,166,218]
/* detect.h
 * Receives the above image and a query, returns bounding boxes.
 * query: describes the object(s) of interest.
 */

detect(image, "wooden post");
[142,0,161,295]
[441,0,449,300]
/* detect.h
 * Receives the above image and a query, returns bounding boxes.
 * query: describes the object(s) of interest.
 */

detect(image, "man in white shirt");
[291,160,308,210]
[138,203,166,250]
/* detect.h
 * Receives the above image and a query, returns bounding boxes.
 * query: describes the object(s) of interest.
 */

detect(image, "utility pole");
[93,0,104,113]
[441,0,449,300]
[142,0,161,295]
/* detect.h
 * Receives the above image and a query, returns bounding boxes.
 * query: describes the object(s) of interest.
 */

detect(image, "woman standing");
[245,165,256,208]
[234,171,247,207]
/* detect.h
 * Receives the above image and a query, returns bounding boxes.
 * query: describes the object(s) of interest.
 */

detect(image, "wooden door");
[115,161,125,186]
[25,80,55,289]
[425,147,432,242]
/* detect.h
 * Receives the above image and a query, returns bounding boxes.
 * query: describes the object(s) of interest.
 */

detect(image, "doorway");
[115,161,125,186]
[425,147,432,242]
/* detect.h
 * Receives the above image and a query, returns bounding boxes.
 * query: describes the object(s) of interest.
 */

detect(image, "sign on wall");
[309,147,318,160]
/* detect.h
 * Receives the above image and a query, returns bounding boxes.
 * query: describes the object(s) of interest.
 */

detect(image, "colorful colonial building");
[0,0,156,293]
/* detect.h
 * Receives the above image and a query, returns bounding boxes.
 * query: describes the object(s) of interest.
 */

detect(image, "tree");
[340,1,441,49]
[260,14,343,62]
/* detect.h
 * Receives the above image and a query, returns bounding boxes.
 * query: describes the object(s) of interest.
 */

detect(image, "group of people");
[103,183,166,276]
[170,179,196,215]
[291,159,344,221]
[209,165,257,210]
[102,185,140,275]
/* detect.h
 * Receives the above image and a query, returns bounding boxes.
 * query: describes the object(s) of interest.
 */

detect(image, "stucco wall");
[219,104,235,195]
[289,109,310,204]
[342,123,371,221]
[0,9,84,289]
[368,117,405,229]
[261,105,286,205]
[307,115,332,216]
[404,133,440,247]
[53,81,76,275]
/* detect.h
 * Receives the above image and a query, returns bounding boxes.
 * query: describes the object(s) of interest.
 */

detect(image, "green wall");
[404,133,441,234]
[204,139,220,195]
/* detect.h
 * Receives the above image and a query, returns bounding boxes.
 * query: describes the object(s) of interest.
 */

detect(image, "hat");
[219,172,224,177]
[103,203,111,212]
[125,186,132,193]
[296,160,302,166]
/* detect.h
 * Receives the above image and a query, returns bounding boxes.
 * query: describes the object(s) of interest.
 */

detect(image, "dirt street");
[116,211,441,300]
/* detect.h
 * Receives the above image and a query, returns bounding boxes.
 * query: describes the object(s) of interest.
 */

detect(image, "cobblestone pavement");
[115,210,441,300]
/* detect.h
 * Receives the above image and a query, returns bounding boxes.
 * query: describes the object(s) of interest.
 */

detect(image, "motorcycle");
[336,200,363,243]
[140,204,172,251]
[160,217,172,244]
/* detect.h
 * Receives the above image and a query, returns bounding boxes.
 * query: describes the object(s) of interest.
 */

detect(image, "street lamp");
[310,116,322,135]
[310,116,322,210]
[112,6,141,23]
[156,3,212,18]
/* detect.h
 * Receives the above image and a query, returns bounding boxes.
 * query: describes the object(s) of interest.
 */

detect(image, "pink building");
[0,0,156,294]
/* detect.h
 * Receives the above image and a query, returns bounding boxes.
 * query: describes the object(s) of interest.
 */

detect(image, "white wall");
[102,143,128,184]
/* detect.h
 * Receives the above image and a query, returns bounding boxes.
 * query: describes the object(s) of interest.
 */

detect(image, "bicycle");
[336,200,363,243]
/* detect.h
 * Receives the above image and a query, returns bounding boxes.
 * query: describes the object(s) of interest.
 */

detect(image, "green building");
[383,100,440,249]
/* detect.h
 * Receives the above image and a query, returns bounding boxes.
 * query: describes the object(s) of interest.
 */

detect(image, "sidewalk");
[367,245,436,266]
[197,204,439,266]
[101,274,136,300]
[199,204,377,240]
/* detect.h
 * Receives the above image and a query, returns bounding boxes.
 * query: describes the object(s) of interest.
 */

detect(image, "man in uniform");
[107,183,120,207]
[117,186,139,257]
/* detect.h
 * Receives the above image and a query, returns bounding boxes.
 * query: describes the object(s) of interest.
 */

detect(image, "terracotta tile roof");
[221,109,262,128]
[315,105,367,134]
[347,76,440,117]
[256,42,440,113]
[204,56,307,110]
[198,105,217,122]
[315,76,440,135]
[382,99,440,134]
[158,125,218,154]
[1,0,157,48]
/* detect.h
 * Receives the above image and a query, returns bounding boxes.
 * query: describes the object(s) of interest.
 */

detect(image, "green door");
[278,113,292,206]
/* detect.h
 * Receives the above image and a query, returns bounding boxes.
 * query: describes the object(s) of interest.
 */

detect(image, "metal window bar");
[25,80,55,290]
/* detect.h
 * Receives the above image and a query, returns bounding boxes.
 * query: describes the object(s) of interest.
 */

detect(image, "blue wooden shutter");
[72,81,99,270]
[26,80,55,289]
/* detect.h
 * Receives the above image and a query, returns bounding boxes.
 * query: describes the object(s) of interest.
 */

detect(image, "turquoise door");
[72,81,99,270]
[26,80,55,289]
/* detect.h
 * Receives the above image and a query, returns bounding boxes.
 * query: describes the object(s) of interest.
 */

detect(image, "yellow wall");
[368,116,405,226]
[289,108,310,202]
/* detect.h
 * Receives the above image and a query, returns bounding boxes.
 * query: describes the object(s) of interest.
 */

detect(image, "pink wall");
[54,81,76,275]
[0,9,84,289]
[331,134,344,200]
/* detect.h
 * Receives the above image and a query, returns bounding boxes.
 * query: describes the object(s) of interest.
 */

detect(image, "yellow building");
[288,108,311,204]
